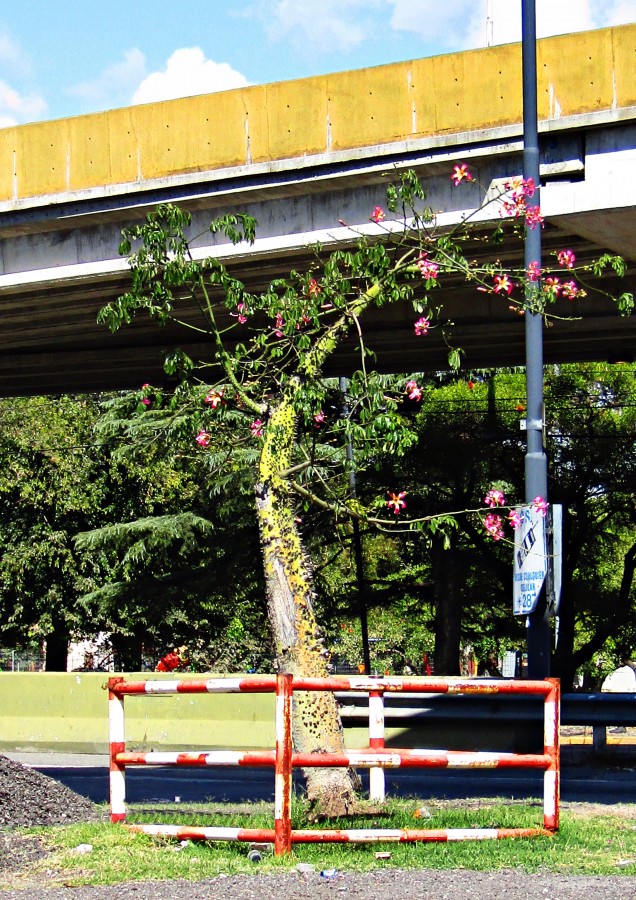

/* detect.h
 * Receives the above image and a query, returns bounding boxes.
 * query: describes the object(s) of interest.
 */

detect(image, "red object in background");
[156,651,181,672]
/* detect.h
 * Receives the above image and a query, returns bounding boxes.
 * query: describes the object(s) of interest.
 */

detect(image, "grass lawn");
[2,797,635,889]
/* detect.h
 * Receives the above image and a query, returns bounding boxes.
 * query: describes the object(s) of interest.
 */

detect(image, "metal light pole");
[522,0,551,677]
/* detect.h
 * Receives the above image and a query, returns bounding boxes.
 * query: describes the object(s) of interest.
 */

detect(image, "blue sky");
[1,0,634,127]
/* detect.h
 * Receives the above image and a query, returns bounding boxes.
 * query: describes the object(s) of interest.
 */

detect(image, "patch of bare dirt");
[0,754,101,877]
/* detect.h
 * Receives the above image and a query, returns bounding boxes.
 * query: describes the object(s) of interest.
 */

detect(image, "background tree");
[0,393,271,673]
[0,396,105,670]
[371,364,636,685]
[76,398,271,672]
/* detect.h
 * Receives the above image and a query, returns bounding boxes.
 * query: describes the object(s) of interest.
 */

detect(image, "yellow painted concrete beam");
[0,25,633,203]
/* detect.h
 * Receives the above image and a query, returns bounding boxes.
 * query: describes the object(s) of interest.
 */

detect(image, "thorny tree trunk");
[255,397,359,816]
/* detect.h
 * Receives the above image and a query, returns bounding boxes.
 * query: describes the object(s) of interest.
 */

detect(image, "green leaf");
[617,292,634,316]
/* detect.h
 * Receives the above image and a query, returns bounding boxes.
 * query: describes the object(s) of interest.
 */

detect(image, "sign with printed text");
[513,505,547,616]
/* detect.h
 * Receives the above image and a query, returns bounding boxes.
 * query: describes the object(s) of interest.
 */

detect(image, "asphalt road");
[6,752,636,806]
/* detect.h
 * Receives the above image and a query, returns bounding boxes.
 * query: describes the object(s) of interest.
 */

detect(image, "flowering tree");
[98,166,630,814]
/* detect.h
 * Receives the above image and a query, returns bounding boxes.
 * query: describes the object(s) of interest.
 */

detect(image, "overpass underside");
[0,25,634,396]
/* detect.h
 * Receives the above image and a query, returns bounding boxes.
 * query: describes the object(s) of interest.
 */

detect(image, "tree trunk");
[432,537,463,675]
[255,397,359,816]
[111,634,143,671]
[44,629,68,672]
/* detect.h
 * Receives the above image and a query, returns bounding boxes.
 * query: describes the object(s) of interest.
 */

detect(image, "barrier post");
[368,689,386,802]
[274,673,293,854]
[544,677,560,831]
[108,677,127,823]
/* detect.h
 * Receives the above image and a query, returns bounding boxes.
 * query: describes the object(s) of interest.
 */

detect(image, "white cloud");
[0,26,46,126]
[388,0,475,49]
[0,78,47,126]
[130,48,249,105]
[261,0,381,52]
[603,0,636,25]
[68,48,148,111]
[0,27,32,78]
[490,0,597,44]
[388,0,634,49]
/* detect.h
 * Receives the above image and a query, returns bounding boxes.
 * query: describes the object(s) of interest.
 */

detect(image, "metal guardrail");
[337,690,636,752]
[337,691,636,725]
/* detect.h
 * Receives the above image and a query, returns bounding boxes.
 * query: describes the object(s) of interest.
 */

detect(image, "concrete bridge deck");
[0,24,634,395]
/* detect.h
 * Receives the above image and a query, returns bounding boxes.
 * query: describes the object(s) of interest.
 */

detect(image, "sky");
[1,0,634,128]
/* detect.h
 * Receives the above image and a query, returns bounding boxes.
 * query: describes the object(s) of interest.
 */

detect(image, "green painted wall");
[0,673,278,753]
[0,673,537,754]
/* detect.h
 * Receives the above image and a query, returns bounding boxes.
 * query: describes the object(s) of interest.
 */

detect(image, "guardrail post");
[592,724,607,753]
[274,672,293,855]
[108,677,126,823]
[543,678,560,831]
[368,689,386,802]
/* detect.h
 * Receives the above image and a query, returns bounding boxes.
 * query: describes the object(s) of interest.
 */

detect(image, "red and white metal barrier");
[108,674,560,853]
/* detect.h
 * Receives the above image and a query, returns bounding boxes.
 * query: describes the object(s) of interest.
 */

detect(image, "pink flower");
[205,390,224,409]
[250,419,264,437]
[451,163,473,185]
[307,278,322,297]
[504,176,523,192]
[532,496,549,517]
[484,513,505,541]
[295,313,312,331]
[525,206,544,229]
[560,280,581,300]
[485,489,506,507]
[417,256,440,280]
[371,206,386,223]
[493,274,514,295]
[231,302,248,324]
[140,383,152,407]
[503,176,535,197]
[314,410,325,426]
[521,177,536,198]
[414,316,430,336]
[386,490,407,515]
[501,195,527,218]
[274,312,284,337]
[543,276,561,297]
[526,260,541,281]
[405,380,422,401]
[195,430,211,447]
[508,510,523,529]
[557,249,576,268]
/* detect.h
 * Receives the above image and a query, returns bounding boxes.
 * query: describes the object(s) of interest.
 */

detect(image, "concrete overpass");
[0,24,634,396]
